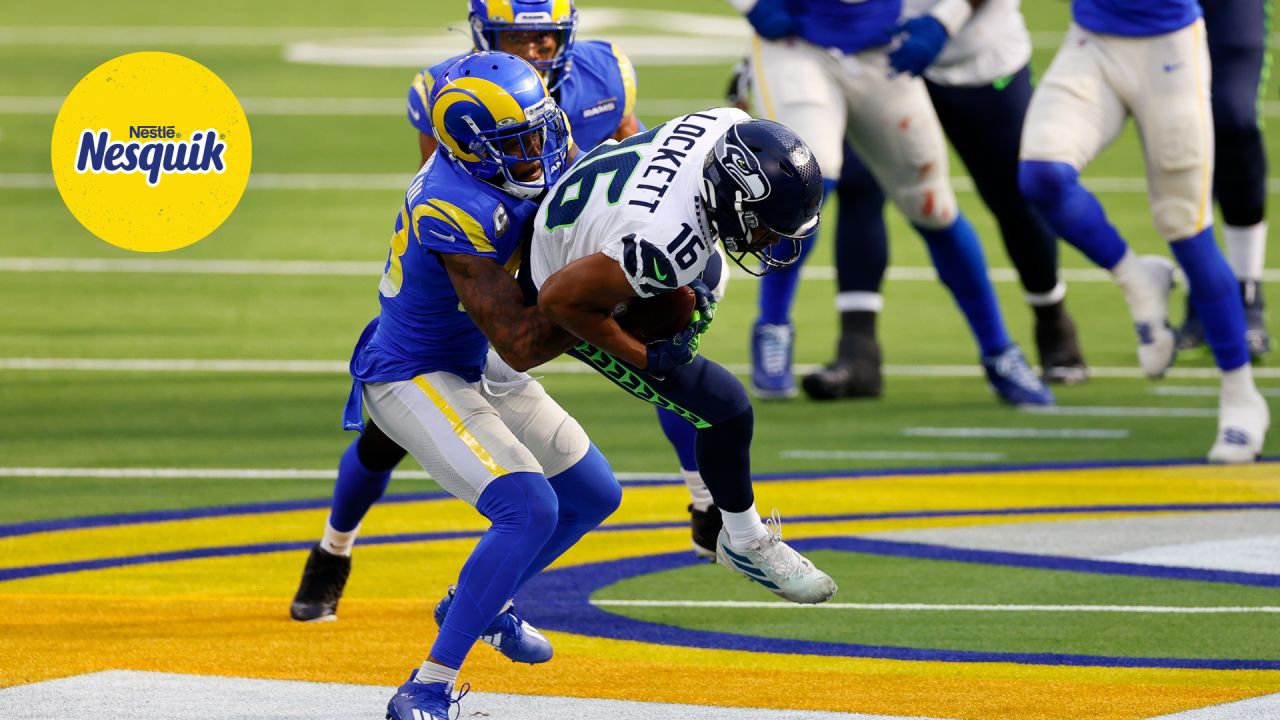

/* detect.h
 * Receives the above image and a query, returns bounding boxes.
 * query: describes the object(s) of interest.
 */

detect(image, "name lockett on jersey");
[627,111,719,214]
[74,127,228,186]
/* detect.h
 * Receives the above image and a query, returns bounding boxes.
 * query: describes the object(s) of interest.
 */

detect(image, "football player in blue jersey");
[1177,0,1272,360]
[406,0,729,560]
[1018,0,1270,462]
[727,0,1054,407]
[296,53,623,720]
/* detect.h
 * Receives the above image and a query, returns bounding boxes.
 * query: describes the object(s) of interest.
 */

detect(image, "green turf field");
[0,0,1277,526]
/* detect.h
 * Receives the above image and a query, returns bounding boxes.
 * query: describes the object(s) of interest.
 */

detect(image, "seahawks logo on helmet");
[716,137,770,202]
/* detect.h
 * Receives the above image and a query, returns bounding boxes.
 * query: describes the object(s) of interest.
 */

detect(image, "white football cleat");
[1126,255,1178,379]
[715,512,837,605]
[1208,387,1270,464]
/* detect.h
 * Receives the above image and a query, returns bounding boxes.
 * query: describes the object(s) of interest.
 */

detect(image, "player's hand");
[887,15,950,76]
[645,325,702,374]
[688,278,717,335]
[745,0,797,40]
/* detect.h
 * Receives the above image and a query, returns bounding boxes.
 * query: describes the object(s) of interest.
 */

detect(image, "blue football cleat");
[433,586,553,664]
[385,671,467,720]
[751,322,797,399]
[983,345,1055,406]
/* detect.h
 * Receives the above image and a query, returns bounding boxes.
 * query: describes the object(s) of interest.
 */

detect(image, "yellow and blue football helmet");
[430,51,572,199]
[469,0,578,92]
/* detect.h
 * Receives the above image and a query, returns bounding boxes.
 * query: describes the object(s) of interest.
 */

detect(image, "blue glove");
[688,278,717,335]
[645,324,702,375]
[746,0,798,40]
[887,15,950,76]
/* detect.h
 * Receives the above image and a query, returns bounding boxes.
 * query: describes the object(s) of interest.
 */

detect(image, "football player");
[530,110,839,606]
[310,53,621,720]
[801,0,1090,400]
[408,0,728,562]
[1018,0,1271,461]
[728,0,1054,407]
[1177,0,1272,359]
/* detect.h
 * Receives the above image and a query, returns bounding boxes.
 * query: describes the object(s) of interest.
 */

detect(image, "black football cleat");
[1242,280,1272,360]
[290,543,351,622]
[1033,301,1089,385]
[1176,295,1205,352]
[689,504,722,561]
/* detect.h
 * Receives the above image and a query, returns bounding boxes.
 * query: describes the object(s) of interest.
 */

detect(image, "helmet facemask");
[463,96,570,199]
[469,3,578,93]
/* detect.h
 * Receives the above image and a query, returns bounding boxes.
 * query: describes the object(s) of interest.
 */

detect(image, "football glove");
[646,324,702,375]
[745,0,798,40]
[688,278,717,335]
[887,15,950,76]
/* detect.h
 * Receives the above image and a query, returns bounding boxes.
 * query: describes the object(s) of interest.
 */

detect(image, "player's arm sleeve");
[602,233,682,298]
[407,70,435,135]
[412,199,499,259]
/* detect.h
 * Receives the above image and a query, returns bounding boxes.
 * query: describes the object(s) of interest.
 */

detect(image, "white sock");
[1110,250,1161,321]
[682,469,714,512]
[320,522,358,557]
[721,503,770,548]
[1223,222,1267,281]
[1221,364,1259,406]
[414,661,457,685]
[1025,281,1067,307]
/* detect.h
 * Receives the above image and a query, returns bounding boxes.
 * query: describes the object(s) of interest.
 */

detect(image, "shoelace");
[994,350,1041,392]
[447,683,470,720]
[759,327,790,375]
[760,509,810,579]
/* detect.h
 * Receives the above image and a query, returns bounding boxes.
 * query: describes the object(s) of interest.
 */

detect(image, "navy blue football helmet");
[700,119,823,276]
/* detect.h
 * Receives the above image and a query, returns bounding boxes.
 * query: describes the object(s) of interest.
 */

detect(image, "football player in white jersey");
[529,110,839,605]
[1018,0,1270,461]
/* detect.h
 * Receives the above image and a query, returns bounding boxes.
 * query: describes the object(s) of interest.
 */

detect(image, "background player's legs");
[841,55,1051,405]
[1181,0,1272,357]
[927,67,1088,384]
[749,38,847,398]
[1129,21,1269,462]
[1018,25,1177,378]
[802,146,889,400]
[290,419,406,622]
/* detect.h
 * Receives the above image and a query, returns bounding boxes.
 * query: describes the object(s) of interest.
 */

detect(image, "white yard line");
[903,427,1129,439]
[591,599,1280,614]
[1021,406,1219,418]
[781,450,1007,461]
[1153,386,1280,398]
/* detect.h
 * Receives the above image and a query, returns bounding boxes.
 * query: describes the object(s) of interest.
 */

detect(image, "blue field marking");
[518,539,1280,670]
[4,457,1277,538]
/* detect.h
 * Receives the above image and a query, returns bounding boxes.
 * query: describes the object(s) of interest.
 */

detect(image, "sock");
[1025,281,1067,307]
[414,660,458,684]
[655,407,698,472]
[1223,222,1267,281]
[1171,227,1250,372]
[1221,363,1258,405]
[430,472,558,669]
[683,469,714,512]
[320,523,358,557]
[327,438,393,534]
[721,502,769,547]
[916,215,1013,356]
[756,179,835,325]
[1109,250,1165,322]
[1018,160,1129,269]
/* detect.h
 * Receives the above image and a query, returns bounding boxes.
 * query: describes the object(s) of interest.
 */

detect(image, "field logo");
[51,52,252,252]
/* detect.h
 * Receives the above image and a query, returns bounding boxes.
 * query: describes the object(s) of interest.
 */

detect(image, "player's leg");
[802,145,890,400]
[1018,24,1178,378]
[1181,0,1272,357]
[927,66,1088,385]
[365,373,560,718]
[290,419,406,622]
[567,344,837,604]
[1129,20,1269,462]
[842,52,1051,405]
[748,37,846,398]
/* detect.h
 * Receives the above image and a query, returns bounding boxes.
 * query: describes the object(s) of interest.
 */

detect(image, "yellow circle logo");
[51,52,252,252]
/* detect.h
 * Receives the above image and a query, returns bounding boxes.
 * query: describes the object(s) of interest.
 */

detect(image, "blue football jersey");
[1073,0,1201,37]
[407,40,639,155]
[349,153,535,389]
[786,0,902,55]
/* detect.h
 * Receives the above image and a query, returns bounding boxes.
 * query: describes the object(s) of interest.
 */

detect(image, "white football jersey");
[530,107,749,297]
[903,0,1031,87]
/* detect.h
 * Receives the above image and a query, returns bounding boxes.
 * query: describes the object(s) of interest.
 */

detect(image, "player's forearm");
[486,307,577,372]
[538,281,649,368]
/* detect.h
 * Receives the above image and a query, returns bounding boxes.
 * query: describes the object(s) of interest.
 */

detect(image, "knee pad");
[1151,194,1204,240]
[1017,160,1077,208]
[892,180,957,230]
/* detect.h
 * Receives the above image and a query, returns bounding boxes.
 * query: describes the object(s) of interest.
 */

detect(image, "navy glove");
[645,324,702,375]
[746,0,798,40]
[688,278,717,335]
[887,15,950,76]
